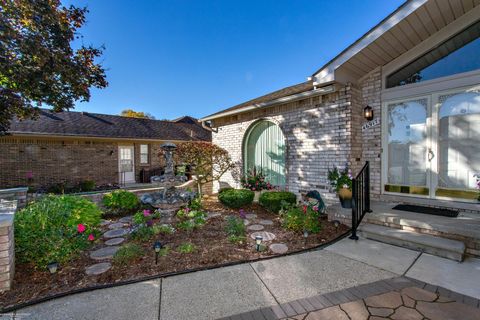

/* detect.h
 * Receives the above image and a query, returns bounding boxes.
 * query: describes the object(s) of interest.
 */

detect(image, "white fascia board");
[313,0,428,86]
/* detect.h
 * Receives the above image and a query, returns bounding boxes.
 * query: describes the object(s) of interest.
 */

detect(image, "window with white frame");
[140,144,149,164]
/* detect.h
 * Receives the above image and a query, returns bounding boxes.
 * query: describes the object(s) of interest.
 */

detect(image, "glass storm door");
[433,86,480,200]
[119,145,135,184]
[385,97,431,196]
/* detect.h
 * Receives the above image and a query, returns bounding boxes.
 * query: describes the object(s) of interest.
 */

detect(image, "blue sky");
[67,0,405,120]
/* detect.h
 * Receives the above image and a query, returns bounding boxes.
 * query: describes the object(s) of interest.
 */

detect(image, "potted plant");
[327,165,353,208]
[241,168,275,202]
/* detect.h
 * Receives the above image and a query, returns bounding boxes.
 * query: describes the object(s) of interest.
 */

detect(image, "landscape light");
[154,241,162,264]
[47,262,59,274]
[255,235,263,252]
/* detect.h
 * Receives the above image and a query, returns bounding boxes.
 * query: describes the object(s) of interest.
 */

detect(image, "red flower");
[77,224,86,233]
[302,205,307,214]
[88,234,95,241]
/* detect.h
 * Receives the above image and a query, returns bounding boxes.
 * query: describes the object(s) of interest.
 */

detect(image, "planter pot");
[338,188,352,209]
[253,190,266,203]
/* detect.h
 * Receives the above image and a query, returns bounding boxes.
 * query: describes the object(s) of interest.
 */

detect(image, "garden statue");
[141,142,196,222]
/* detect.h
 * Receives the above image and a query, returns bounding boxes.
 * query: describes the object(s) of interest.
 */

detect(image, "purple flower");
[239,209,246,219]
[143,210,151,217]
[146,220,153,227]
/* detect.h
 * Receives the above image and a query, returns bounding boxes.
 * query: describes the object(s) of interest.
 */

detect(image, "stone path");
[247,224,264,231]
[90,246,120,260]
[103,228,129,238]
[85,262,112,276]
[243,214,288,254]
[250,231,276,241]
[105,237,125,246]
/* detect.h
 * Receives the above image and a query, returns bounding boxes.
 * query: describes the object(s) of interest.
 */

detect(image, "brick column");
[0,199,16,292]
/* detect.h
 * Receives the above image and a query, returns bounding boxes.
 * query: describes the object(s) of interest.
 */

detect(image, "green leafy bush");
[131,225,155,241]
[218,187,233,194]
[102,190,139,215]
[280,203,322,233]
[79,180,96,192]
[153,224,175,235]
[225,216,246,244]
[218,189,254,208]
[177,242,196,253]
[113,243,144,265]
[259,191,296,213]
[176,207,206,231]
[14,195,102,269]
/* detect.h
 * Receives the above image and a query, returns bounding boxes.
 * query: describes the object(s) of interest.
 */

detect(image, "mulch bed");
[0,197,349,310]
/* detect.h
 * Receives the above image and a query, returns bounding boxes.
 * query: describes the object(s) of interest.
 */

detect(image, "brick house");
[0,110,211,189]
[200,0,480,211]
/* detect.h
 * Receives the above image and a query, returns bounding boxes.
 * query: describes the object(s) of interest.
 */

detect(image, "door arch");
[243,120,286,187]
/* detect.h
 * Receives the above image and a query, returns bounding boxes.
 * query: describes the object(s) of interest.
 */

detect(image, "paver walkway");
[6,237,480,320]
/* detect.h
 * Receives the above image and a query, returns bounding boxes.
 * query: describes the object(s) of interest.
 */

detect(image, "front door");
[119,145,135,184]
[383,84,480,201]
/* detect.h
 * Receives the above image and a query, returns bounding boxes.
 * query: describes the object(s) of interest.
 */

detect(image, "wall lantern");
[364,105,374,121]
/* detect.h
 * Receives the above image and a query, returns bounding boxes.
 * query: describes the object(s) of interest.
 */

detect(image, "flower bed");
[0,195,349,310]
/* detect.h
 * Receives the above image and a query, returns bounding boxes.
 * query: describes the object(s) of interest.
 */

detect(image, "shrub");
[153,224,175,235]
[259,191,296,213]
[280,203,322,233]
[131,225,155,241]
[113,243,144,265]
[218,189,254,208]
[218,187,233,194]
[133,209,153,225]
[14,195,102,269]
[225,216,246,244]
[79,180,96,192]
[176,207,206,231]
[177,242,196,253]
[102,190,139,215]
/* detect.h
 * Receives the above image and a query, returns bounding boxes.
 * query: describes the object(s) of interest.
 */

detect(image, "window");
[140,144,149,164]
[386,21,480,88]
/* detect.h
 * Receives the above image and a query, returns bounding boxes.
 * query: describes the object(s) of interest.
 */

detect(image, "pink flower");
[184,207,190,213]
[26,171,33,179]
[313,206,319,212]
[143,210,151,217]
[88,234,95,241]
[252,187,256,191]
[77,224,86,233]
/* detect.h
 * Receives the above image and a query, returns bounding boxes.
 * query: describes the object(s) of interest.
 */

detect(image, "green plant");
[157,246,170,257]
[102,190,139,215]
[241,167,275,191]
[228,235,247,244]
[79,180,96,192]
[280,202,322,233]
[176,207,206,231]
[131,225,155,241]
[218,189,254,208]
[327,165,353,192]
[113,243,144,265]
[259,191,296,213]
[152,224,175,235]
[189,197,203,210]
[133,209,153,225]
[225,216,245,236]
[218,187,234,194]
[177,242,196,253]
[14,195,102,269]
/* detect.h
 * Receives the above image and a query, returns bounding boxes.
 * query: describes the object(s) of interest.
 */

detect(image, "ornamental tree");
[172,142,235,198]
[0,0,108,134]
[120,109,155,119]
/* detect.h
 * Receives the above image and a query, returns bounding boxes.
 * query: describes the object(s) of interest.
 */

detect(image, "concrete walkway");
[6,237,480,320]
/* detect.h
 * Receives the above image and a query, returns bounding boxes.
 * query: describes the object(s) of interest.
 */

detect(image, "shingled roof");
[201,81,314,120]
[7,109,211,142]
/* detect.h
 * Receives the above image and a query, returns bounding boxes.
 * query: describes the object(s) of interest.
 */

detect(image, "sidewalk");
[6,237,480,320]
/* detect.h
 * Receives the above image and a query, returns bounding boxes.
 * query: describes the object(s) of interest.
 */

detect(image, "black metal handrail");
[350,161,372,240]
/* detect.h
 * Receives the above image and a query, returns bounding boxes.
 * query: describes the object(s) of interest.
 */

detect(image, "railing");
[350,161,372,240]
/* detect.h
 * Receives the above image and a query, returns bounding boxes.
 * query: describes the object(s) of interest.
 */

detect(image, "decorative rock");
[90,246,120,260]
[105,238,125,246]
[100,219,110,226]
[108,222,125,230]
[250,231,276,241]
[269,243,288,254]
[258,219,273,225]
[103,228,129,238]
[247,224,264,231]
[85,262,111,275]
[245,213,257,219]
[118,216,133,223]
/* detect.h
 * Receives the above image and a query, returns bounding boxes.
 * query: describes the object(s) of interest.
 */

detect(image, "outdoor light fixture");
[47,262,59,274]
[364,105,374,121]
[154,241,162,264]
[333,220,340,229]
[255,235,263,252]
[303,229,309,238]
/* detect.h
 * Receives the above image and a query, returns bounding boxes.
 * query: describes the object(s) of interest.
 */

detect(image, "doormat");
[392,204,459,217]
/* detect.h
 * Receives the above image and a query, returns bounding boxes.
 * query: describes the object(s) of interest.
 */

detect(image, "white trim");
[199,85,336,122]
[313,0,428,85]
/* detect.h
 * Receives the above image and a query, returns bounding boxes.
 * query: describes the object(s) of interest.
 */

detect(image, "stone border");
[220,276,480,320]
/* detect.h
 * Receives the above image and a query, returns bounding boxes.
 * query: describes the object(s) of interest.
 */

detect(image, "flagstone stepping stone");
[269,243,288,254]
[104,237,125,246]
[99,220,110,226]
[245,213,257,219]
[243,219,251,226]
[90,246,120,260]
[118,216,133,223]
[247,224,264,231]
[258,219,274,225]
[85,262,111,276]
[250,231,276,241]
[206,212,221,220]
[108,222,125,230]
[103,228,129,238]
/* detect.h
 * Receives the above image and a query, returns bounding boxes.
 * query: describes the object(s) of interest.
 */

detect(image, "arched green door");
[244,121,286,186]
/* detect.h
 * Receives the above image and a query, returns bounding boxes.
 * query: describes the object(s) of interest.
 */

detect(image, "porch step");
[359,223,466,262]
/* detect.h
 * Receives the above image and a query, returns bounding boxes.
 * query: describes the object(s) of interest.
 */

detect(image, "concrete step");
[359,223,466,262]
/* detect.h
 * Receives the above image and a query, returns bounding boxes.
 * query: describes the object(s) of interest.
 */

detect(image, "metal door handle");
[428,149,435,161]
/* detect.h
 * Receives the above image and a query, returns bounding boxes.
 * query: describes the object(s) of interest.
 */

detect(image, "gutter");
[199,84,337,122]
